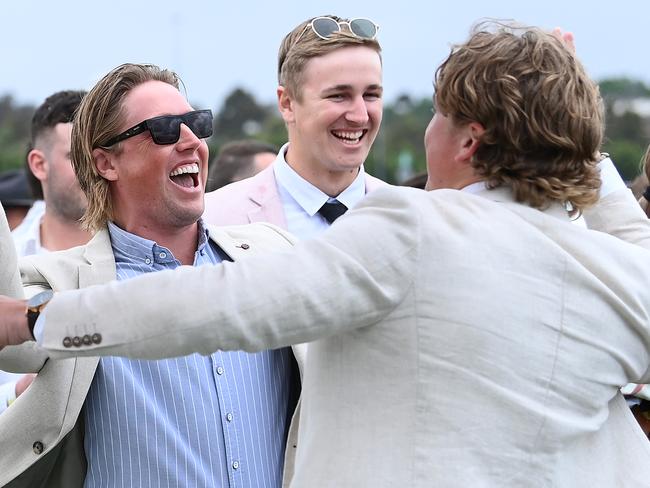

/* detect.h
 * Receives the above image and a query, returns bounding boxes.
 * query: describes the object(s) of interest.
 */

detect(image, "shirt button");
[226,412,233,422]
[216,366,225,375]
[144,258,152,265]
[33,441,44,454]
[159,252,167,259]
[232,461,239,470]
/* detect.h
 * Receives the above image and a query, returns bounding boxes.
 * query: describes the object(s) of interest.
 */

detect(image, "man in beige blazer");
[3,25,650,487]
[204,15,385,233]
[0,64,304,487]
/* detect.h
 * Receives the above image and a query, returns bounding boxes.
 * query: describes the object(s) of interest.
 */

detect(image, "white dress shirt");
[273,143,367,240]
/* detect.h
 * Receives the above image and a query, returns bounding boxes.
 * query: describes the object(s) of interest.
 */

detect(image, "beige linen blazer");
[0,222,304,488]
[0,204,22,298]
[32,187,650,487]
[202,163,386,228]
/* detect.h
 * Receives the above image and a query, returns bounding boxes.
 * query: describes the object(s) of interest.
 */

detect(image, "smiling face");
[279,45,382,186]
[98,80,209,233]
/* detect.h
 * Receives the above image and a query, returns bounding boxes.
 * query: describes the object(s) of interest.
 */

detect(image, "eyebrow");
[321,84,384,94]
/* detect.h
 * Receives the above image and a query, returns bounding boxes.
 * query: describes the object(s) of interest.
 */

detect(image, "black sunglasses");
[100,109,213,147]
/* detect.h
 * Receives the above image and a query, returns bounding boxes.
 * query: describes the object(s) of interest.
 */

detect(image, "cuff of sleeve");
[0,381,17,412]
[599,157,627,198]
[34,313,46,344]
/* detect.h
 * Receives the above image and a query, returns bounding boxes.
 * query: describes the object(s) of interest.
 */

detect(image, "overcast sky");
[3,0,648,110]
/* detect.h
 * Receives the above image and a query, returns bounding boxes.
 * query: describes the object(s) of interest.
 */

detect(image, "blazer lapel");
[78,228,118,288]
[245,167,288,228]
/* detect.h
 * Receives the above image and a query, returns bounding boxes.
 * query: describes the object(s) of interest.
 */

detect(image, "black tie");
[318,200,348,224]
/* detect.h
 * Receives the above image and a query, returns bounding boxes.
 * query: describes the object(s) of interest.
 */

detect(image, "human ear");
[92,148,119,181]
[277,86,296,124]
[456,122,485,162]
[27,149,48,182]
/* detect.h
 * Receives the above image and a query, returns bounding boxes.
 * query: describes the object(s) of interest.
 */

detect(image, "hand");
[552,27,575,53]
[0,295,31,349]
[15,374,36,397]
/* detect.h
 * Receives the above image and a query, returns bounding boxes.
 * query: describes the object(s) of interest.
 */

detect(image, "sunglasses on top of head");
[99,109,213,148]
[299,17,379,42]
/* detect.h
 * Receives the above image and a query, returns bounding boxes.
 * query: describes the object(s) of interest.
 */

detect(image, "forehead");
[300,46,382,91]
[120,80,192,126]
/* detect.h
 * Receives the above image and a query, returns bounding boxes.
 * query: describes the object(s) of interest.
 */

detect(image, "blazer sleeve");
[0,203,22,298]
[40,188,420,360]
[0,273,52,373]
[582,188,650,250]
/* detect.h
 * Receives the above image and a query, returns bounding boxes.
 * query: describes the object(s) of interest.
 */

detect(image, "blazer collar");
[472,184,571,221]
[79,228,118,288]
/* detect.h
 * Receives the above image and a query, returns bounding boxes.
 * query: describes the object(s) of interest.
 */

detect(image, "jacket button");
[82,335,92,346]
[91,333,102,344]
[239,243,250,250]
[62,337,72,348]
[33,441,44,454]
[72,336,82,347]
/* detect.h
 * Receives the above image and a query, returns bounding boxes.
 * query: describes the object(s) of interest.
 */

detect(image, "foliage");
[1,78,649,185]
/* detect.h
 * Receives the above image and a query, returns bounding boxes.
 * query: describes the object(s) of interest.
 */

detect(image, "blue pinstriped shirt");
[83,221,292,488]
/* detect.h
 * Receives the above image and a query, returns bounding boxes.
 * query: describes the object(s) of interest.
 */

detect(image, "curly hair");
[278,15,381,100]
[71,63,180,231]
[435,23,603,214]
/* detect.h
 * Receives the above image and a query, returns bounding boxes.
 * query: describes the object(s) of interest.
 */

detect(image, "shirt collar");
[273,143,367,216]
[460,181,488,194]
[108,219,210,265]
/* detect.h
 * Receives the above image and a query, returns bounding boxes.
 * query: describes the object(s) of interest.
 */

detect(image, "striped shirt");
[83,221,292,488]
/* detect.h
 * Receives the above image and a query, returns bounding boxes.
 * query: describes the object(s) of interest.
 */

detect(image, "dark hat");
[0,169,34,207]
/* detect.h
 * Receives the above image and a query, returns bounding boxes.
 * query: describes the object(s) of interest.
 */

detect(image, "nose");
[175,123,202,151]
[345,96,369,125]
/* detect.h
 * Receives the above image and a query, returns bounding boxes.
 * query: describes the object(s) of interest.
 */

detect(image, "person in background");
[203,15,386,238]
[206,139,277,192]
[13,90,90,257]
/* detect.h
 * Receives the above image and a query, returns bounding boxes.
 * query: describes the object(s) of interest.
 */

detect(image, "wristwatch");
[26,290,54,340]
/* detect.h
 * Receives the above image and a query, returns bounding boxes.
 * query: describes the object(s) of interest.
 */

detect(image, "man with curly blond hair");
[2,23,650,487]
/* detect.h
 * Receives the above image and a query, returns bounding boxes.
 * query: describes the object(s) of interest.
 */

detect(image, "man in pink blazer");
[204,16,386,235]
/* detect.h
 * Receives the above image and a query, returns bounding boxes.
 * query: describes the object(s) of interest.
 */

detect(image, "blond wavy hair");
[278,15,381,100]
[435,23,603,214]
[71,63,180,231]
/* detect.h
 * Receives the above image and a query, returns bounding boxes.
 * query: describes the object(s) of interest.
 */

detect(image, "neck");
[39,211,91,252]
[114,219,200,266]
[285,155,359,198]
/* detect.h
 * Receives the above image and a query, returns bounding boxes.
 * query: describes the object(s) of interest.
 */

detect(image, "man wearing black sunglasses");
[0,63,304,487]
[204,15,386,238]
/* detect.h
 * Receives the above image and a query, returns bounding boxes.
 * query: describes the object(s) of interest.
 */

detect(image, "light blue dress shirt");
[83,221,292,488]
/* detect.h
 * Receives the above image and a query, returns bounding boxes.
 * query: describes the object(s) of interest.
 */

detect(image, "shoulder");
[18,230,111,289]
[19,245,85,288]
[206,166,276,203]
[364,172,390,192]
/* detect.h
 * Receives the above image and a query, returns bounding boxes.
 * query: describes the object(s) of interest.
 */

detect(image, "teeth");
[169,163,199,177]
[332,130,364,141]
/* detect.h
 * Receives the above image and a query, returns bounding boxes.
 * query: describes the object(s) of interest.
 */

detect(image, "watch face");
[28,289,54,310]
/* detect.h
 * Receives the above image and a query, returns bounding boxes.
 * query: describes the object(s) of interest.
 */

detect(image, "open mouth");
[331,129,367,145]
[169,163,200,189]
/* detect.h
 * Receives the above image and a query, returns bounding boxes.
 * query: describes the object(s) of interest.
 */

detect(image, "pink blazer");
[203,164,386,229]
